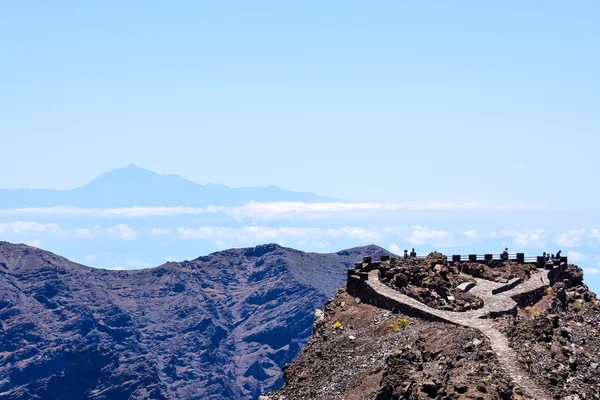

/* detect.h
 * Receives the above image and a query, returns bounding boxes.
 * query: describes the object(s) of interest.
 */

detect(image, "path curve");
[364,269,551,400]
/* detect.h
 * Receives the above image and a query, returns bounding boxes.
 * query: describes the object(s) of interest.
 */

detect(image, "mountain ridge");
[0,164,335,209]
[0,241,389,399]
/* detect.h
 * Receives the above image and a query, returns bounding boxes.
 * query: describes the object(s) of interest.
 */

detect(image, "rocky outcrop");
[0,241,389,400]
[377,254,483,312]
[267,254,599,399]
[264,291,516,399]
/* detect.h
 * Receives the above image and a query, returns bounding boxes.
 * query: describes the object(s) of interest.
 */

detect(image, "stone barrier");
[492,277,523,295]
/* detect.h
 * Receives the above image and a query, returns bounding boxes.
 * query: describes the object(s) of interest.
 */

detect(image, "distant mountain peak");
[94,163,159,179]
[77,164,192,191]
[0,165,335,208]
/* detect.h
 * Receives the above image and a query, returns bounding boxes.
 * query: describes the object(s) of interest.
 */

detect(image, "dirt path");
[366,269,551,400]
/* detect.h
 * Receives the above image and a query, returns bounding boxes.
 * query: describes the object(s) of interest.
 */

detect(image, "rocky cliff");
[265,254,600,399]
[0,241,389,400]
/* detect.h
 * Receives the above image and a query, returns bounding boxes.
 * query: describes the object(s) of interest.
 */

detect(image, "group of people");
[402,248,417,259]
[543,250,562,262]
[500,248,563,263]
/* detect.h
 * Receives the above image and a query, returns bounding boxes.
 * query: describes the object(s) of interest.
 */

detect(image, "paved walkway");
[367,269,551,400]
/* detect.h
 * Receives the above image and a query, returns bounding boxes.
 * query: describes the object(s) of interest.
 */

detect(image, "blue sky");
[2,2,599,205]
[1,3,600,290]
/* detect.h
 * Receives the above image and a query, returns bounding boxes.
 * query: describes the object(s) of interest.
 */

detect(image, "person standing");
[409,248,417,257]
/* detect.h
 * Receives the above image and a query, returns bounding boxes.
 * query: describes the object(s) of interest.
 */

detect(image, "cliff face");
[0,242,389,400]
[265,255,600,400]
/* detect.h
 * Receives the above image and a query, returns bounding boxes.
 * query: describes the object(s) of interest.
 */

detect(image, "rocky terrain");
[495,263,600,398]
[265,254,600,400]
[264,290,516,399]
[378,254,541,312]
[0,241,388,400]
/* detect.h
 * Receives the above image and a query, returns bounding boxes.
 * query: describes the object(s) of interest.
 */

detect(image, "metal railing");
[362,253,566,266]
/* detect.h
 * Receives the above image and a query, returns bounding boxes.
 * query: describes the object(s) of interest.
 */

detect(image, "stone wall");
[347,275,451,324]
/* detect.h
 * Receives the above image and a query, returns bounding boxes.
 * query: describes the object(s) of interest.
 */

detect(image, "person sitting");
[501,248,509,261]
[551,253,555,261]
[556,250,562,259]
[403,250,409,259]
[409,248,417,257]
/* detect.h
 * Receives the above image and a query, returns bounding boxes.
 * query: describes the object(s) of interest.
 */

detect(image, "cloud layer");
[3,218,600,257]
[0,201,564,220]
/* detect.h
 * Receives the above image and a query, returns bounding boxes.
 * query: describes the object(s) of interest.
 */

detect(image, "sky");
[1,2,599,205]
[1,2,600,291]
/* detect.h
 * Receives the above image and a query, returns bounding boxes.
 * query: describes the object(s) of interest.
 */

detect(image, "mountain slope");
[0,242,389,400]
[0,164,334,208]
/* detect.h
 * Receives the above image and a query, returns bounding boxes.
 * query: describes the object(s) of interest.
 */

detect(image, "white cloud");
[213,201,561,221]
[0,201,563,220]
[108,224,137,240]
[106,265,126,271]
[25,239,41,247]
[383,226,408,234]
[0,221,61,235]
[515,231,543,247]
[0,206,204,218]
[75,228,92,238]
[177,226,218,239]
[125,260,150,267]
[151,228,170,235]
[555,229,585,247]
[85,254,97,261]
[388,244,402,255]
[0,222,94,238]
[567,251,585,262]
[176,225,379,243]
[312,241,330,249]
[463,229,477,239]
[584,268,600,275]
[555,229,600,247]
[409,226,450,245]
[491,229,545,247]
[324,227,379,240]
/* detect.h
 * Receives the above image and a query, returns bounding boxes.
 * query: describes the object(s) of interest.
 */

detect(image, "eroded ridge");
[348,260,552,400]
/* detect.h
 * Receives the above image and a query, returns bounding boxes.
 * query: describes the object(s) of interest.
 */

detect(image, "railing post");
[381,255,390,262]
[452,255,461,262]
[516,253,525,264]
[484,254,493,261]
[536,256,544,268]
[468,254,477,262]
